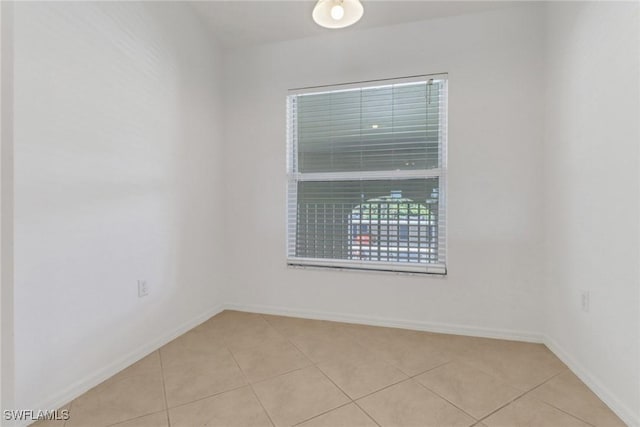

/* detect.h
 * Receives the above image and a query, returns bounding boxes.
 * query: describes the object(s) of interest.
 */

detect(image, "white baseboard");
[18,303,637,427]
[20,304,225,427]
[223,302,544,343]
[543,335,639,427]
[225,303,637,426]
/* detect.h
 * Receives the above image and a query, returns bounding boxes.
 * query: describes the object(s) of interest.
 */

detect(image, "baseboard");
[543,335,639,427]
[19,303,225,427]
[226,303,638,425]
[17,302,637,427]
[223,302,544,343]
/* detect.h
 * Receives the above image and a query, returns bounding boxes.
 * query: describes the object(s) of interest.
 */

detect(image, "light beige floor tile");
[263,315,352,341]
[188,315,230,338]
[215,310,267,326]
[415,361,521,419]
[347,324,453,376]
[297,404,378,427]
[225,324,285,353]
[262,315,325,338]
[115,352,162,380]
[67,348,163,427]
[219,313,285,353]
[369,338,451,376]
[346,323,456,356]
[162,360,246,408]
[203,311,275,346]
[66,372,165,427]
[252,366,350,427]
[421,331,495,361]
[345,324,423,351]
[357,379,475,427]
[277,318,378,365]
[169,386,272,427]
[108,411,169,427]
[161,339,246,407]
[527,371,626,427]
[30,403,71,427]
[457,340,566,391]
[442,335,498,356]
[483,395,591,427]
[231,337,312,383]
[318,358,408,399]
[159,328,227,371]
[30,418,67,427]
[289,332,373,365]
[55,312,621,427]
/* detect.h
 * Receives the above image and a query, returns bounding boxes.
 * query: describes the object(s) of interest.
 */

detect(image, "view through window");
[287,75,447,274]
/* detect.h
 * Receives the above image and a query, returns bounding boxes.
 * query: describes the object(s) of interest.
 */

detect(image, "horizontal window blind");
[287,75,447,274]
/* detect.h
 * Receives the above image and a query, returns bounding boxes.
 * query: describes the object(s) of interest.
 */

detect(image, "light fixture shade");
[312,0,364,29]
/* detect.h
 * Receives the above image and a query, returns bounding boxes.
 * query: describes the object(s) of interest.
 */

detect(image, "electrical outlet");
[138,280,149,298]
[580,290,590,312]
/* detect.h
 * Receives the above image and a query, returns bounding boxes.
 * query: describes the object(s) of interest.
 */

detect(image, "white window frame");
[286,74,448,275]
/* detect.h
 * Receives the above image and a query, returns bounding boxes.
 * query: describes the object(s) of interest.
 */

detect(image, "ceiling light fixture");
[312,0,364,29]
[330,4,345,20]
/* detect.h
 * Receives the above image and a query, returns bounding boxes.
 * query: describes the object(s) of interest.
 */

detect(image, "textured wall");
[13,2,225,409]
[543,2,640,424]
[222,5,546,338]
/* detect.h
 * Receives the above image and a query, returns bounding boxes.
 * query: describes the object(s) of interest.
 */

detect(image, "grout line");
[275,316,580,427]
[474,369,570,424]
[249,365,312,387]
[516,372,597,427]
[510,369,600,426]
[335,319,454,379]
[163,312,599,427]
[157,350,171,427]
[314,363,354,403]
[247,384,277,427]
[106,409,167,427]
[261,313,369,427]
[539,401,597,427]
[404,360,488,422]
[248,364,315,384]
[352,400,383,427]
[257,312,611,427]
[157,321,251,414]
[104,354,171,427]
[410,375,478,422]
[259,313,291,342]
[351,376,414,402]
[164,383,249,411]
[291,401,354,426]
[407,359,453,379]
[260,312,326,372]
[261,311,469,426]
[225,342,277,427]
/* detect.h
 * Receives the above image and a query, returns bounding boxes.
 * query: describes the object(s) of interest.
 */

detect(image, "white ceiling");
[190,1,520,49]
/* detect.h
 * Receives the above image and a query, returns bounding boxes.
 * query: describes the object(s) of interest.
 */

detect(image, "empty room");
[0,0,638,426]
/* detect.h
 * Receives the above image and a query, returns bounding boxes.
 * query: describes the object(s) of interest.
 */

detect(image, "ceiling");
[190,1,519,49]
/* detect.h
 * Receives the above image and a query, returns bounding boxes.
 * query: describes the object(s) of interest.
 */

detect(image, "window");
[286,75,447,274]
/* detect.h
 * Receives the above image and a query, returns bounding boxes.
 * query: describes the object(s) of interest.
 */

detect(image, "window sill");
[287,260,447,278]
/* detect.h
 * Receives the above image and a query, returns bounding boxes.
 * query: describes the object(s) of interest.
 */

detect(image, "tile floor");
[35,310,626,427]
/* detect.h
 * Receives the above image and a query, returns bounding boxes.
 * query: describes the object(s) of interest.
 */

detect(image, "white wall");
[543,2,640,425]
[222,5,546,338]
[13,2,225,411]
[8,2,639,425]
[1,0,16,417]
